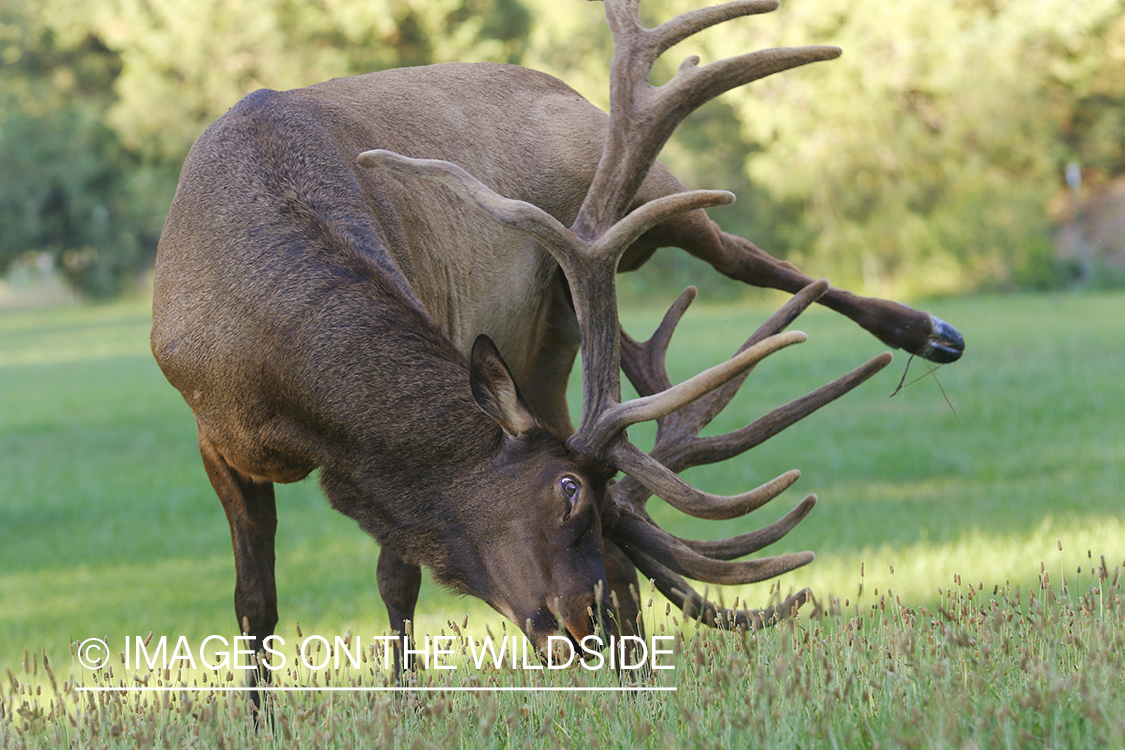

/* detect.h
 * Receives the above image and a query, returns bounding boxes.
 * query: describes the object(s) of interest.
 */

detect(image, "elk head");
[361,0,892,633]
[451,334,615,648]
[330,327,617,655]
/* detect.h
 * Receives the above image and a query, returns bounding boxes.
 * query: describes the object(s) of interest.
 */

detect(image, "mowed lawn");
[1,290,1122,681]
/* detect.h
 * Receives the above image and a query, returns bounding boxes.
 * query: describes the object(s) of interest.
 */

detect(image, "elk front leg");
[376,547,421,678]
[199,436,278,712]
[632,209,965,363]
[604,541,644,641]
[604,540,653,676]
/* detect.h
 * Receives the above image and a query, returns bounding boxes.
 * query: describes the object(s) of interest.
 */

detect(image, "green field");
[2,290,1123,746]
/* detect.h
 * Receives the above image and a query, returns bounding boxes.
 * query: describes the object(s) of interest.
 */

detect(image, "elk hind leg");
[633,210,965,363]
[199,435,278,712]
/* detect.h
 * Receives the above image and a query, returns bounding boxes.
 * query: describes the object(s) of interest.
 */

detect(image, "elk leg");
[199,436,278,713]
[605,541,654,678]
[632,211,965,363]
[377,546,422,678]
[604,541,644,640]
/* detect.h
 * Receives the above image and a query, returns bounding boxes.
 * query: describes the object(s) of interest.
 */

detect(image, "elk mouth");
[524,597,615,665]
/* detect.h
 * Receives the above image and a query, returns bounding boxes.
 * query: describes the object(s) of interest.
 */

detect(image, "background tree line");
[1,0,1123,297]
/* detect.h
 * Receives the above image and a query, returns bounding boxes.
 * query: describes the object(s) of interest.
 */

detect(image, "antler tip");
[803,45,843,62]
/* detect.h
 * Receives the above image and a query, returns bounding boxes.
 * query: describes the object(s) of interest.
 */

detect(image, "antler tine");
[604,280,835,519]
[664,351,893,471]
[576,0,840,238]
[357,150,583,262]
[609,439,801,520]
[605,452,816,625]
[655,45,841,130]
[682,493,817,559]
[619,285,698,397]
[614,280,892,481]
[650,1,783,55]
[605,280,890,629]
[356,150,729,316]
[606,487,814,567]
[579,329,807,453]
[622,279,830,441]
[614,506,813,585]
[566,189,734,431]
[662,279,830,434]
[621,533,812,629]
[738,279,831,355]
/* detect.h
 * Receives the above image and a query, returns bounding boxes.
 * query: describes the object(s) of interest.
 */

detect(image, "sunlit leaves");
[3,0,1125,295]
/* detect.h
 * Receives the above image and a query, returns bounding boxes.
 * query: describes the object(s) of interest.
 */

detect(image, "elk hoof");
[918,315,965,363]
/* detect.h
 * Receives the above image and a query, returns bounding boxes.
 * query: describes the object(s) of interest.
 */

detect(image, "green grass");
[5,578,1123,748]
[2,290,1123,747]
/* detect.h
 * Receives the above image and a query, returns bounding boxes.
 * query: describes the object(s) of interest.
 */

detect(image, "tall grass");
[1,291,1123,746]
[4,570,1122,748]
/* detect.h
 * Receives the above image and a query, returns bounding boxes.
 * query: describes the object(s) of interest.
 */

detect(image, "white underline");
[76,686,676,693]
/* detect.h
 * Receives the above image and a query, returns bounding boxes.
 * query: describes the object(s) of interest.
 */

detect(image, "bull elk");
[151,0,963,687]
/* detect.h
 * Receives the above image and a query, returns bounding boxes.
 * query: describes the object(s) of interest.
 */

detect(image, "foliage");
[518,0,1125,295]
[0,0,531,296]
[2,0,1125,297]
[35,0,530,162]
[643,0,1125,295]
[0,1,171,296]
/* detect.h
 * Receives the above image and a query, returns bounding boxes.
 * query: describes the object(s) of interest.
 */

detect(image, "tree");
[0,0,532,295]
[680,0,1125,294]
[4,0,1125,297]
[0,1,174,295]
[39,0,530,162]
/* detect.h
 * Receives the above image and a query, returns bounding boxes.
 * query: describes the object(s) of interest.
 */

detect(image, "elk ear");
[470,335,538,438]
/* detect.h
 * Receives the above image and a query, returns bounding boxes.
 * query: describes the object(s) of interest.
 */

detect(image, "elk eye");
[560,477,579,501]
